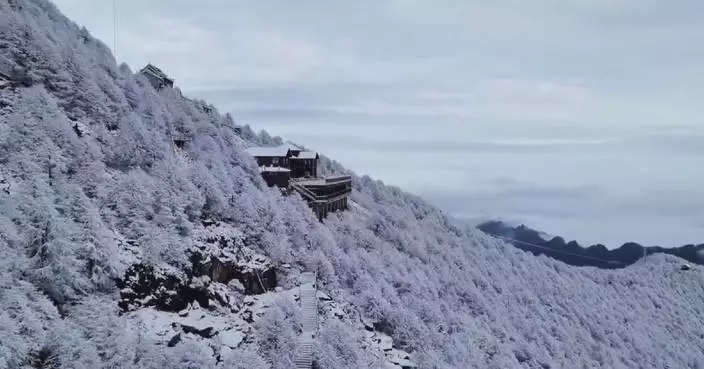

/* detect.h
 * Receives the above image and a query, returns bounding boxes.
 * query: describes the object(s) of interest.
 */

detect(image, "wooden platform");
[290,176,352,220]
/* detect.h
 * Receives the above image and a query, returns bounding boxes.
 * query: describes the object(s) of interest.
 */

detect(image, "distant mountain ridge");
[478,220,704,268]
[3,1,704,367]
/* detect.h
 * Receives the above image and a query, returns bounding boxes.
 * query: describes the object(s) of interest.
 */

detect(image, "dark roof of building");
[292,151,318,160]
[277,143,317,159]
[139,63,172,80]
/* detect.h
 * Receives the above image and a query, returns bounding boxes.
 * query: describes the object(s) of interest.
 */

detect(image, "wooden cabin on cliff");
[139,63,174,90]
[246,143,351,220]
[290,150,319,178]
[245,146,292,169]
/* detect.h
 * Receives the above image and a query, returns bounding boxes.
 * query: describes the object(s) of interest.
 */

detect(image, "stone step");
[300,272,316,285]
[296,273,318,369]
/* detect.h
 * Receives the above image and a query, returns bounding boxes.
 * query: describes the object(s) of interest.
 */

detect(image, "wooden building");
[139,63,174,90]
[247,144,352,220]
[245,146,292,168]
[270,143,319,178]
[289,150,319,178]
[260,166,291,188]
[246,143,319,177]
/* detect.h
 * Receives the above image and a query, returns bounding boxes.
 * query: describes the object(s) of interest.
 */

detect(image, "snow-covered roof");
[139,63,172,81]
[246,146,290,157]
[140,63,164,75]
[292,151,318,160]
[260,166,290,173]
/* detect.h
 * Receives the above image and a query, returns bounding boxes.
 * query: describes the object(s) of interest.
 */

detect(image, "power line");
[490,234,627,266]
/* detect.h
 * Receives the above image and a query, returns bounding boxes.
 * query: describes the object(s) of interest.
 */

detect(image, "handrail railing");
[325,175,352,184]
[314,270,319,336]
[290,180,350,203]
[290,181,319,202]
[320,189,350,201]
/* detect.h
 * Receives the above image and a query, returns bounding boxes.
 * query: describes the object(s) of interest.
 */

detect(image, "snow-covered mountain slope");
[1,1,703,368]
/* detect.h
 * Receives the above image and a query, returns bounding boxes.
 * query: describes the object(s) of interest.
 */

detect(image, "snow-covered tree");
[1,1,703,368]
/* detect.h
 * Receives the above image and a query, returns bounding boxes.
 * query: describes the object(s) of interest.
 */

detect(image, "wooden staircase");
[295,272,318,369]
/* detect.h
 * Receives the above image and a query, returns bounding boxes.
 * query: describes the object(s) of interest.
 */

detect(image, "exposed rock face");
[208,253,276,294]
[181,323,217,338]
[117,224,276,313]
[373,319,395,337]
[117,263,209,313]
[126,288,278,357]
[315,289,418,369]
[167,333,182,347]
[189,224,277,294]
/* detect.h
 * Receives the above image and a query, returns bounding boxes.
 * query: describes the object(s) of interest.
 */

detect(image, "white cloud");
[51,0,704,245]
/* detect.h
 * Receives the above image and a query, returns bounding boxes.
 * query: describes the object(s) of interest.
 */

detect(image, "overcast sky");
[52,0,704,247]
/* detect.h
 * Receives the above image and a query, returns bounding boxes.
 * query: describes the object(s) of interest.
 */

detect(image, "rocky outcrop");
[116,224,417,366]
[315,289,418,369]
[189,224,277,294]
[208,253,276,294]
[126,288,280,358]
[181,322,217,338]
[117,263,209,313]
[117,224,277,313]
[167,333,182,347]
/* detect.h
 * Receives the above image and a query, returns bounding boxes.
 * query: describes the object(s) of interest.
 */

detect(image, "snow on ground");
[1,1,703,368]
